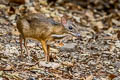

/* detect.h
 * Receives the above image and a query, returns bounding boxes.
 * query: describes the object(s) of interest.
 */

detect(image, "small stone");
[115,41,120,48]
[39,61,61,69]
[0,77,3,80]
[113,62,120,68]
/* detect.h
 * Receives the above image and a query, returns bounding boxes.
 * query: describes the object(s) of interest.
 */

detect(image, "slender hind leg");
[20,35,29,56]
[23,38,29,55]
[47,45,51,61]
[19,35,30,61]
[47,45,50,55]
[23,37,31,61]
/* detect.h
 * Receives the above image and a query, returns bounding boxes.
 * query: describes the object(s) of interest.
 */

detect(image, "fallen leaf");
[117,30,120,40]
[39,61,61,69]
[86,75,94,80]
[112,19,120,26]
[50,47,59,53]
[108,74,117,80]
[4,65,13,71]
[61,61,74,67]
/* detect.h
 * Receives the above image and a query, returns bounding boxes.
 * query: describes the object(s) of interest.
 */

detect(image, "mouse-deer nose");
[70,32,80,37]
[76,33,81,37]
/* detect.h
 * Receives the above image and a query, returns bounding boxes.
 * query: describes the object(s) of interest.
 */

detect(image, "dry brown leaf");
[53,73,63,79]
[85,10,94,21]
[61,61,74,67]
[4,65,13,71]
[96,21,104,29]
[92,26,100,33]
[28,7,37,13]
[91,21,104,33]
[92,21,104,29]
[101,78,108,80]
[103,34,117,40]
[117,30,120,40]
[39,0,48,6]
[65,2,81,10]
[50,47,59,53]
[0,66,4,71]
[0,0,9,4]
[7,6,15,15]
[0,4,6,9]
[40,7,50,13]
[112,19,120,26]
[109,44,115,52]
[108,74,117,80]
[86,75,94,80]
[4,72,22,80]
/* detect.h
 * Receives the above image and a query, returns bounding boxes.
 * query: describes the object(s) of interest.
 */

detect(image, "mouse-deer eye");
[68,26,73,30]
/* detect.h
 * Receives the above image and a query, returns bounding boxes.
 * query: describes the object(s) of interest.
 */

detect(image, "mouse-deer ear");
[61,16,67,26]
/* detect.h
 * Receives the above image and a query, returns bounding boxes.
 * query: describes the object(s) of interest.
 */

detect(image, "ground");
[0,0,120,80]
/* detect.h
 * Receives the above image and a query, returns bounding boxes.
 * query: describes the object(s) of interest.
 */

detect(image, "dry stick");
[93,14,113,21]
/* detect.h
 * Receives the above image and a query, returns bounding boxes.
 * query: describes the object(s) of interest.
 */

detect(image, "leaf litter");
[0,0,120,79]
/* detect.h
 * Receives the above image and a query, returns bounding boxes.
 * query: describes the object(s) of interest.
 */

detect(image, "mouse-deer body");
[17,13,80,62]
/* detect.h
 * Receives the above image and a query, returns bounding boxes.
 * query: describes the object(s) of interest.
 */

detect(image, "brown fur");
[17,13,68,62]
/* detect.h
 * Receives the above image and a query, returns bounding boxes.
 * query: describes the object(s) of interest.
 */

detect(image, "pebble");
[115,41,120,48]
[39,61,61,69]
[113,62,120,68]
[0,77,3,80]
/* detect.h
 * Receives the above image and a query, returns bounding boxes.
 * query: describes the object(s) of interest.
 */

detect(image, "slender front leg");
[19,35,23,56]
[40,40,50,62]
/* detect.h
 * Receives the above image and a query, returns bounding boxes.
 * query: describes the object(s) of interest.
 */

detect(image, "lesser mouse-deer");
[16,13,80,62]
